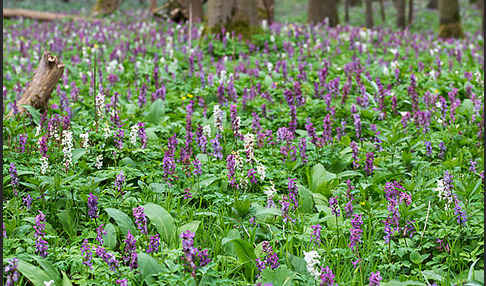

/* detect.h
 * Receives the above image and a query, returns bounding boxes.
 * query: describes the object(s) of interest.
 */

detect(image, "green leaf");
[138,253,164,284]
[253,207,281,220]
[16,260,53,286]
[222,238,256,264]
[103,223,117,250]
[178,221,201,241]
[298,184,314,213]
[233,199,251,217]
[21,104,41,125]
[338,170,363,179]
[260,265,296,286]
[410,250,425,265]
[310,163,337,197]
[104,208,137,236]
[145,99,165,124]
[422,270,443,282]
[381,280,426,286]
[30,256,60,283]
[143,203,176,246]
[289,254,307,275]
[199,176,219,188]
[62,271,73,286]
[72,148,87,162]
[57,209,75,239]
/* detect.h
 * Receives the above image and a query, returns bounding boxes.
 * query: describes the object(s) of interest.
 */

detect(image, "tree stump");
[8,51,64,117]
[92,0,122,16]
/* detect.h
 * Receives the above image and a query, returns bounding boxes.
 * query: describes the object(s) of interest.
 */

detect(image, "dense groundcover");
[3,9,485,286]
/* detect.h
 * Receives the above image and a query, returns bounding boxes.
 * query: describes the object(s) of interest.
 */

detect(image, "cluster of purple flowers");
[288,178,299,209]
[96,224,107,245]
[122,231,138,270]
[369,271,382,286]
[382,181,412,243]
[87,193,98,219]
[364,152,374,176]
[114,171,126,194]
[4,258,19,286]
[279,196,294,223]
[95,246,120,271]
[147,234,160,254]
[329,196,340,216]
[349,214,363,252]
[133,206,148,235]
[180,230,211,277]
[319,266,336,286]
[256,241,280,273]
[310,224,322,246]
[34,211,48,257]
[9,163,19,195]
[81,239,93,269]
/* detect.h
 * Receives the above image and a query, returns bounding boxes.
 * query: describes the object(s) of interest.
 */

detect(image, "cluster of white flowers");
[35,124,42,137]
[434,179,453,210]
[213,105,224,133]
[130,124,139,145]
[202,125,211,138]
[95,91,105,119]
[256,165,266,180]
[62,130,73,170]
[103,123,112,139]
[243,134,255,162]
[263,181,277,200]
[40,157,49,175]
[80,132,90,148]
[304,251,321,280]
[95,154,103,170]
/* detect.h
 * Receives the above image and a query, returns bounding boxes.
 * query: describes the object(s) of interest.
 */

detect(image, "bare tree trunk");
[397,0,406,29]
[350,0,361,6]
[308,0,338,27]
[345,0,350,23]
[439,0,463,38]
[379,0,385,22]
[92,0,121,15]
[365,0,373,28]
[188,0,203,22]
[257,0,274,25]
[8,51,64,117]
[207,0,258,32]
[408,0,413,25]
[427,0,438,9]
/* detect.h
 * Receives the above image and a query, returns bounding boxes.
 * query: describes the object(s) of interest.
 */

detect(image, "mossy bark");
[92,0,122,15]
[207,0,259,38]
[307,0,339,27]
[438,0,463,38]
[257,0,274,25]
[396,0,406,29]
[365,0,374,28]
[427,0,438,9]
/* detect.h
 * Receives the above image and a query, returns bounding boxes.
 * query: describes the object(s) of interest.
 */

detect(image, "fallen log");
[3,8,98,21]
[8,51,65,117]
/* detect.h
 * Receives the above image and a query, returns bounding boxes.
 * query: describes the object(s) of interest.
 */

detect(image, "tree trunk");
[150,0,157,13]
[207,0,258,32]
[188,0,203,22]
[8,51,64,117]
[408,0,413,25]
[427,0,438,9]
[345,0,350,23]
[438,0,463,38]
[350,0,361,6]
[307,0,338,27]
[92,0,121,16]
[397,0,406,29]
[379,0,385,22]
[365,0,373,28]
[257,0,274,25]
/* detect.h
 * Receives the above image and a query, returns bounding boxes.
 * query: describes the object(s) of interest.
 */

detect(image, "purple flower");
[193,159,202,176]
[349,214,363,251]
[114,171,126,194]
[248,169,258,184]
[288,178,299,210]
[18,134,27,153]
[23,194,32,209]
[279,196,294,223]
[453,195,467,225]
[299,137,308,163]
[210,134,223,160]
[369,271,383,286]
[81,239,93,269]
[133,206,148,235]
[322,114,332,144]
[469,160,477,173]
[310,224,322,246]
[353,113,362,140]
[137,122,147,148]
[438,142,446,159]
[226,153,238,188]
[123,231,138,269]
[147,234,160,254]
[95,246,119,271]
[180,230,211,277]
[184,188,192,200]
[4,258,19,286]
[364,152,374,176]
[116,279,128,286]
[114,128,124,149]
[306,118,318,146]
[9,163,19,195]
[39,136,48,157]
[96,224,107,245]
[424,141,432,156]
[329,196,340,216]
[87,193,98,219]
[34,211,48,257]
[320,266,336,286]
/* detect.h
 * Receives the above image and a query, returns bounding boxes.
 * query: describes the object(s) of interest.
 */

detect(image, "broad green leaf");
[199,176,219,187]
[178,220,201,240]
[57,210,75,239]
[310,163,337,197]
[16,260,53,286]
[21,104,41,125]
[222,238,256,264]
[72,148,87,162]
[253,207,281,220]
[338,170,363,179]
[422,270,443,282]
[233,199,251,217]
[145,99,165,124]
[31,256,60,283]
[62,271,73,286]
[410,250,424,264]
[103,223,117,249]
[104,208,137,236]
[260,265,296,286]
[381,280,426,286]
[143,203,176,246]
[297,184,314,213]
[289,254,307,275]
[138,253,164,284]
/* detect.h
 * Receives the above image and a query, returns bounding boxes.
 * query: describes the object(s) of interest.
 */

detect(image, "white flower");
[95,154,103,170]
[62,130,73,169]
[103,124,112,139]
[95,92,105,119]
[256,165,266,180]
[382,65,389,76]
[304,251,321,280]
[213,105,224,133]
[434,179,452,209]
[35,125,42,137]
[263,181,277,198]
[80,132,90,148]
[40,157,49,175]
[202,125,211,138]
[44,280,55,286]
[130,124,139,145]
[243,134,255,162]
